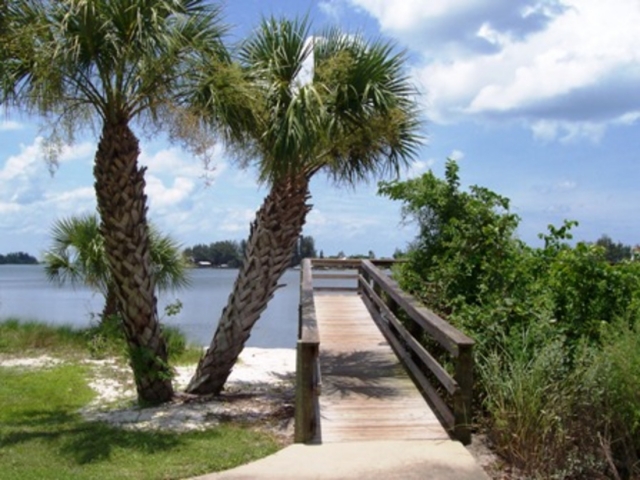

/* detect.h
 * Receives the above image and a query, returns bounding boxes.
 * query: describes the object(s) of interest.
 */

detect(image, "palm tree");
[44,214,189,322]
[1,1,227,404]
[186,17,422,395]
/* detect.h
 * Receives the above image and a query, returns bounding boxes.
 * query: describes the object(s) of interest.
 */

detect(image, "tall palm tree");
[186,17,422,395]
[44,214,190,322]
[1,1,227,404]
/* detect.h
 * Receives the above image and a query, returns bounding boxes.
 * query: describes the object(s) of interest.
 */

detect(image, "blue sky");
[1,0,639,259]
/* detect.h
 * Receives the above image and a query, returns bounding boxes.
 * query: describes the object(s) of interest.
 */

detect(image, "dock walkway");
[314,293,449,443]
[194,259,489,479]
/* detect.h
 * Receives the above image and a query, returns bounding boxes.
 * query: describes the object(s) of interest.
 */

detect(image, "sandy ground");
[0,348,297,444]
[1,348,503,476]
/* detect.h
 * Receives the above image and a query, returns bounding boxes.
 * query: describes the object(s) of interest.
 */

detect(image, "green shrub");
[380,159,640,477]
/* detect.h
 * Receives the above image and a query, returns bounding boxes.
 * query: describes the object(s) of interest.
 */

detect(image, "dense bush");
[379,159,640,478]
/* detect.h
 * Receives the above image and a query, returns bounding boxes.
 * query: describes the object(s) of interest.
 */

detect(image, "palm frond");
[149,224,191,292]
[43,214,188,295]
[1,0,229,138]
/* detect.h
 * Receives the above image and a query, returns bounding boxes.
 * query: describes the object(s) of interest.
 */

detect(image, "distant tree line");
[0,252,38,264]
[184,235,317,268]
[593,235,635,263]
[184,240,246,268]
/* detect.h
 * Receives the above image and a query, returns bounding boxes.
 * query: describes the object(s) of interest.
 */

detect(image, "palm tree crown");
[186,16,423,395]
[237,17,422,184]
[2,0,227,132]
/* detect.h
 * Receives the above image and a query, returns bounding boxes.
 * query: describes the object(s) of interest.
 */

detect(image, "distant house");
[197,261,212,267]
[632,246,640,261]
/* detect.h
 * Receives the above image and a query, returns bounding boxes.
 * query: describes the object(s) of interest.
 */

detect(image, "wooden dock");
[314,293,449,443]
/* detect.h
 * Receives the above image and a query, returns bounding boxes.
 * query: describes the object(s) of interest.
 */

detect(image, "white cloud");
[347,0,568,56]
[45,186,95,205]
[532,120,605,143]
[404,158,435,178]
[319,1,342,20]
[59,142,94,163]
[346,0,640,139]
[146,175,195,209]
[0,120,24,131]
[449,149,465,161]
[219,208,256,234]
[556,180,577,190]
[0,202,21,214]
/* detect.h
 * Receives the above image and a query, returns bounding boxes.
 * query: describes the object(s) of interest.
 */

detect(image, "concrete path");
[190,440,490,480]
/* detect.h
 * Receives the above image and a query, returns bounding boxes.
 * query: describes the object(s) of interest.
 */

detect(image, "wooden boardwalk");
[314,293,449,443]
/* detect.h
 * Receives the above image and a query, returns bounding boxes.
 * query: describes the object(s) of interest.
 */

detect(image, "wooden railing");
[358,259,475,445]
[294,258,475,445]
[294,258,321,443]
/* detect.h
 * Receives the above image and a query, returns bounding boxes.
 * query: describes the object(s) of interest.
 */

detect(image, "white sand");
[0,354,62,368]
[1,347,297,434]
[173,347,297,389]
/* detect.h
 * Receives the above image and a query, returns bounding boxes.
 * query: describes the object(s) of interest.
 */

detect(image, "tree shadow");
[1,407,197,465]
[319,349,405,399]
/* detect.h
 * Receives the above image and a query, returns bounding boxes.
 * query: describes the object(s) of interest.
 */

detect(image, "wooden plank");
[314,294,449,443]
[313,286,358,292]
[313,273,359,280]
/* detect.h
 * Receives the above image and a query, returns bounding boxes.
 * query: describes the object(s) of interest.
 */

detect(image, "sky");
[1,0,639,259]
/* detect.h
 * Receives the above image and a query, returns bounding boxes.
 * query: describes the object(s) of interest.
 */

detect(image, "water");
[0,265,301,348]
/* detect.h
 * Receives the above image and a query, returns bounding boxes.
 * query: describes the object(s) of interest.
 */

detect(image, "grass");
[0,318,281,479]
[0,318,89,356]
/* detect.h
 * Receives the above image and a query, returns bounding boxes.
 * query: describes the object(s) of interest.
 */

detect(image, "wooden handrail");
[296,257,475,445]
[358,260,475,445]
[294,258,321,443]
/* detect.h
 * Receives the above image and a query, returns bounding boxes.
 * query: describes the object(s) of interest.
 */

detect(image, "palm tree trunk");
[93,120,174,404]
[101,284,119,321]
[186,175,312,395]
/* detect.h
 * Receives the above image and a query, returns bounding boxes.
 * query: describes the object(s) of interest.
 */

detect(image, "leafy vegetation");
[380,159,640,478]
[185,240,247,268]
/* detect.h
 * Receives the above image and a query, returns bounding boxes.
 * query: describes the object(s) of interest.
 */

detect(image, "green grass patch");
[0,318,88,357]
[0,317,205,366]
[0,362,279,480]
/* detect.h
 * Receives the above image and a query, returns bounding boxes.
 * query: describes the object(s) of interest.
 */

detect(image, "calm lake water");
[0,265,302,348]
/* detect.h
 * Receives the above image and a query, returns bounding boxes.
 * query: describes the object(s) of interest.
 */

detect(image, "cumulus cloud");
[404,158,435,178]
[219,208,256,234]
[449,149,465,161]
[319,0,342,20]
[0,120,24,131]
[344,0,640,139]
[140,145,224,177]
[146,175,195,210]
[0,139,52,206]
[346,0,567,56]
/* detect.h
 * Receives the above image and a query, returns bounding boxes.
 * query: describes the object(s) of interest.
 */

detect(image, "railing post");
[295,340,319,442]
[453,343,473,445]
[295,258,320,443]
